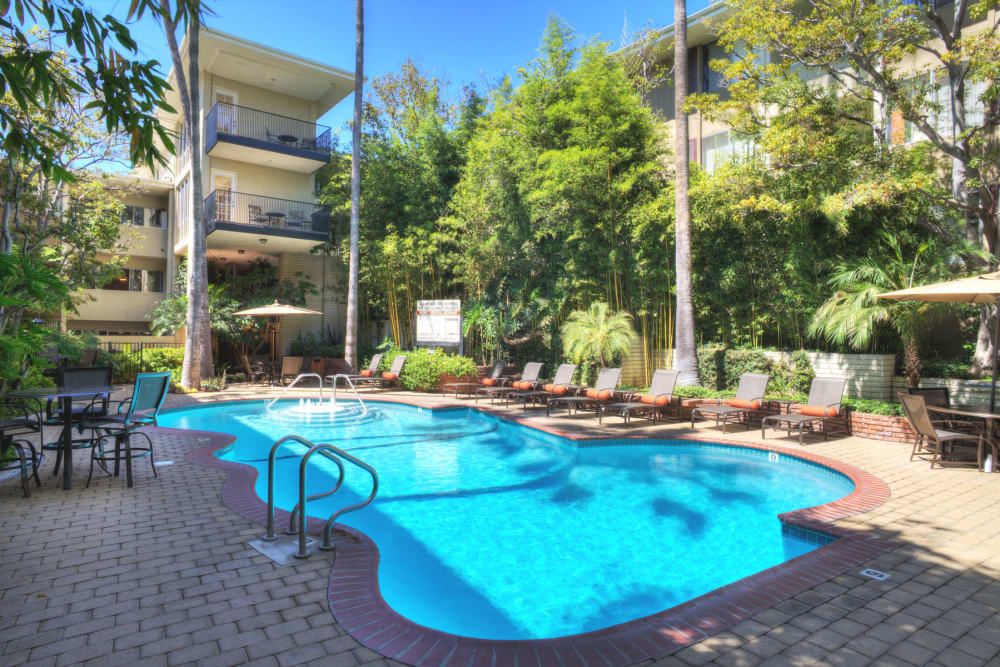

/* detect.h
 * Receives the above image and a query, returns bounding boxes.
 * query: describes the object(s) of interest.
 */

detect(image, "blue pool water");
[159,399,854,639]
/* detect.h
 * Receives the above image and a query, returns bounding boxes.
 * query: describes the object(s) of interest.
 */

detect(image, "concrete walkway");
[1,385,998,666]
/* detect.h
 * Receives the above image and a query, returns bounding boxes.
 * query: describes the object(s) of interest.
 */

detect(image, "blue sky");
[94,0,711,139]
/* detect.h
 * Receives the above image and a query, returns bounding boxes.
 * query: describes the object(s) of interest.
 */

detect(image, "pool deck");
[1,384,999,666]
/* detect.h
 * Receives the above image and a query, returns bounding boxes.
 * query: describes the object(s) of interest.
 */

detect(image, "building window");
[102,269,165,293]
[149,209,165,228]
[104,273,129,291]
[146,270,165,293]
[176,176,190,238]
[124,205,144,226]
[702,130,757,174]
[645,80,676,120]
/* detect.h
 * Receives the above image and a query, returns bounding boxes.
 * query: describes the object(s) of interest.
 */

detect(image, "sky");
[91,0,712,140]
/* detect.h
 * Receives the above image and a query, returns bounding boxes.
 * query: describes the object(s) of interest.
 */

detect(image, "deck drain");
[860,568,890,581]
[153,461,175,466]
[196,438,212,442]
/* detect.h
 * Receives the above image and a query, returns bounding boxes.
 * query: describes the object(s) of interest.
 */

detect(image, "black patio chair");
[0,399,45,497]
[83,371,171,488]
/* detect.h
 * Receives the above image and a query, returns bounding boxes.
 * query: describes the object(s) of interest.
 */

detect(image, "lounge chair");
[478,362,543,404]
[509,363,577,411]
[761,376,847,444]
[691,373,769,433]
[377,355,406,390]
[898,392,994,470]
[327,353,383,387]
[600,369,680,424]
[442,359,506,398]
[279,356,304,385]
[548,367,623,418]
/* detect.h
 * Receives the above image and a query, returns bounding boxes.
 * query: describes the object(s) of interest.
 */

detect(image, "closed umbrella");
[234,301,322,364]
[879,271,1000,410]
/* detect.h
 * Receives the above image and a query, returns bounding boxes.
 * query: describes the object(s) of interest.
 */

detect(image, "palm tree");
[809,232,977,387]
[344,0,364,373]
[561,302,638,367]
[139,0,212,388]
[673,0,700,386]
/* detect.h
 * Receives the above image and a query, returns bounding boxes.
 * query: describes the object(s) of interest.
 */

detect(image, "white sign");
[415,299,462,346]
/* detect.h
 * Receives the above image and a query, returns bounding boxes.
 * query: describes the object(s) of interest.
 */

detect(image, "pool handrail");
[265,373,325,410]
[262,434,344,542]
[326,373,369,415]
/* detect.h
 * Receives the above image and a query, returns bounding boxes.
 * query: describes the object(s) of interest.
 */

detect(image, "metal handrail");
[261,434,379,559]
[325,373,369,415]
[266,374,325,410]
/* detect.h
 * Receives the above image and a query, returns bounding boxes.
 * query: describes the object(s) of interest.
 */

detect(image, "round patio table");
[927,404,1000,471]
[6,384,116,490]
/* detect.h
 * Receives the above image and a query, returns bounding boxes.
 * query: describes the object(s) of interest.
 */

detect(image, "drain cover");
[153,461,175,466]
[196,438,212,442]
[860,568,890,581]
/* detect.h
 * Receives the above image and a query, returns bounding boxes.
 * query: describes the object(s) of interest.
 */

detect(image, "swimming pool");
[160,399,855,640]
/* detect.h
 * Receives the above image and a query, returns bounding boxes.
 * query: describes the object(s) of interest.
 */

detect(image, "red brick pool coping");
[172,394,894,667]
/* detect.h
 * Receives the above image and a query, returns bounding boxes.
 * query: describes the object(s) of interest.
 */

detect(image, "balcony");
[205,102,332,173]
[204,190,331,253]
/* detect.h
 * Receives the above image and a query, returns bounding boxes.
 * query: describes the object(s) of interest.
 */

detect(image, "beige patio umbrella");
[234,301,323,363]
[879,271,1000,410]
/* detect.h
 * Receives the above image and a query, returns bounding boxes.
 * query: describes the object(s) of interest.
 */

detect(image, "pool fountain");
[264,373,375,426]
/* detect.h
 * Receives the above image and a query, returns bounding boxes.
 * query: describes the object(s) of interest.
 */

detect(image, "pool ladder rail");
[261,435,379,558]
[265,373,369,414]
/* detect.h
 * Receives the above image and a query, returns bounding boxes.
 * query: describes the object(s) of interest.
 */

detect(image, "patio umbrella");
[233,301,323,363]
[879,271,1000,410]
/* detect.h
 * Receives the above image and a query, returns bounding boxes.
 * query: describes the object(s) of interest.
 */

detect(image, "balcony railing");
[204,190,331,239]
[205,102,332,162]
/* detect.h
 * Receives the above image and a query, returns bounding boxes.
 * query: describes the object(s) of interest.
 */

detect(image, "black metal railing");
[206,101,332,161]
[104,341,182,382]
[204,190,331,237]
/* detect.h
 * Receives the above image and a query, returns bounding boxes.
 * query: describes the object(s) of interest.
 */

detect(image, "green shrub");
[289,331,345,358]
[133,348,185,376]
[381,349,478,391]
[844,398,903,416]
[696,347,814,398]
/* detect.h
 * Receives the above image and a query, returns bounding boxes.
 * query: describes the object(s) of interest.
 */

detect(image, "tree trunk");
[903,336,921,388]
[672,0,700,386]
[344,0,363,373]
[161,0,210,388]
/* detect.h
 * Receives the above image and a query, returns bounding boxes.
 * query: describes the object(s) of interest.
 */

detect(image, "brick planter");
[677,398,917,443]
[435,373,480,393]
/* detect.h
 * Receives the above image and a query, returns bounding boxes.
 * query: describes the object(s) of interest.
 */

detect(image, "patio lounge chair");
[478,362,543,403]
[442,360,506,398]
[509,363,577,411]
[279,357,314,385]
[898,392,994,470]
[83,371,171,488]
[600,369,680,425]
[377,355,406,390]
[548,367,623,418]
[327,353,383,387]
[761,376,847,445]
[690,373,769,433]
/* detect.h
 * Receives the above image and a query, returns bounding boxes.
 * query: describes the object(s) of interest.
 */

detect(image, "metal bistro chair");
[899,392,995,471]
[41,366,113,477]
[907,386,985,435]
[84,372,171,488]
[0,398,45,497]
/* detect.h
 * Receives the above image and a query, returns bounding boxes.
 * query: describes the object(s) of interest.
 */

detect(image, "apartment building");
[640,2,994,174]
[69,27,354,354]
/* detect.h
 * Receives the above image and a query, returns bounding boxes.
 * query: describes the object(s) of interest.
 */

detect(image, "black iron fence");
[104,341,182,382]
[206,101,332,160]
[204,190,331,237]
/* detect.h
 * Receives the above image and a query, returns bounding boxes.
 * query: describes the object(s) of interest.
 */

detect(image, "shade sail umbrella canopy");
[233,301,322,317]
[878,271,1000,410]
[878,271,1000,304]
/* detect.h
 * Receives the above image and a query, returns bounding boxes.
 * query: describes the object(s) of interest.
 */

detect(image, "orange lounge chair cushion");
[730,398,761,410]
[799,405,839,417]
[482,378,498,386]
[542,384,569,395]
[360,369,374,377]
[512,380,532,390]
[382,372,398,380]
[585,388,613,400]
[637,393,670,406]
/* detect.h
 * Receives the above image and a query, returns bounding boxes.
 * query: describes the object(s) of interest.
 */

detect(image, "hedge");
[380,349,478,391]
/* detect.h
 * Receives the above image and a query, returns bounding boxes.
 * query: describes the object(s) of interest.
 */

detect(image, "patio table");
[928,404,1000,471]
[6,384,116,490]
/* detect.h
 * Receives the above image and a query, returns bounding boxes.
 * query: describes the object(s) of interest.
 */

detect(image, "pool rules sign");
[415,300,462,351]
